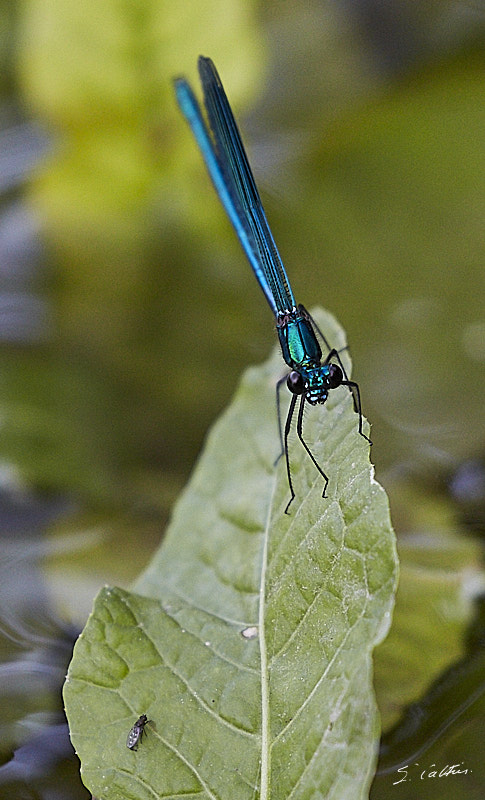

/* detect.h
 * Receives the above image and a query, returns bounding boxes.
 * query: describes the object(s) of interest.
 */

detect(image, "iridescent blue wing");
[175,56,295,317]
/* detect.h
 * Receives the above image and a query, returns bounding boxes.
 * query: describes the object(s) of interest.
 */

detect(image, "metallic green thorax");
[277,306,333,405]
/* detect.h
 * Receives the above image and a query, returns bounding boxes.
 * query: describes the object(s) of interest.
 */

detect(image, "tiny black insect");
[126,714,149,750]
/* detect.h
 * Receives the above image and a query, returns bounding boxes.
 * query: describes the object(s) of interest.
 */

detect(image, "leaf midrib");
[258,474,278,800]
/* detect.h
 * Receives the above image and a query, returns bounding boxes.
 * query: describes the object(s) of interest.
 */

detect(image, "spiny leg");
[341,379,372,444]
[296,395,329,500]
[304,307,353,384]
[318,340,372,447]
[283,393,298,514]
[274,374,287,465]
[321,345,352,385]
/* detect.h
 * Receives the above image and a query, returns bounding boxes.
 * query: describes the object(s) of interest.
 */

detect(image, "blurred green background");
[1,1,485,797]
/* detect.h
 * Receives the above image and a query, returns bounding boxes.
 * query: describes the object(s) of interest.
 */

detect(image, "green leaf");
[64,309,397,800]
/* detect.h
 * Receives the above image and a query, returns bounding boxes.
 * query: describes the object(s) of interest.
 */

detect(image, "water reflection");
[372,595,485,799]
[0,124,50,194]
[0,479,87,797]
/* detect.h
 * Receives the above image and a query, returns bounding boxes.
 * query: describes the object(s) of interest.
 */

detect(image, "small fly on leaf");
[126,714,149,750]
